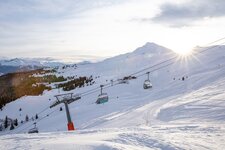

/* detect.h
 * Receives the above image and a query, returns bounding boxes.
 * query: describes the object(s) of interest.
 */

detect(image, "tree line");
[57,76,95,91]
[0,69,66,110]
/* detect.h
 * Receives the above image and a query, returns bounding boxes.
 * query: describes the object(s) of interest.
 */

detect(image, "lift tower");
[147,72,150,80]
[50,93,81,131]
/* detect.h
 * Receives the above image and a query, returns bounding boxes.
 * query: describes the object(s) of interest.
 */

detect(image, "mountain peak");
[133,42,171,55]
[144,42,159,47]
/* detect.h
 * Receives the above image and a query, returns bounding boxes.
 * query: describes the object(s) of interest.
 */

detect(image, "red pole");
[64,102,75,131]
[67,122,75,131]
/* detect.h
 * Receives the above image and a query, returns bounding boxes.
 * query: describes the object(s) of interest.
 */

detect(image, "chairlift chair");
[143,72,153,89]
[143,80,152,89]
[96,85,109,104]
[96,93,109,104]
[28,123,39,134]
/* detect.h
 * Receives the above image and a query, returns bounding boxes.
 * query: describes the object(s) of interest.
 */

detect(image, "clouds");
[152,0,225,27]
[0,0,123,23]
[0,0,69,22]
[0,0,125,59]
[0,0,225,61]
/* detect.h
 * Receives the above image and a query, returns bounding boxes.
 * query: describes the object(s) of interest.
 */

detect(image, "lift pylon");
[50,93,81,131]
[146,72,150,80]
[100,85,104,95]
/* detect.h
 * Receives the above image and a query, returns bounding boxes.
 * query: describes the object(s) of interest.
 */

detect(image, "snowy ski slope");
[0,43,225,149]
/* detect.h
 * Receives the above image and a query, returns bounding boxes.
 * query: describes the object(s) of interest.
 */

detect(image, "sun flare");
[173,49,194,56]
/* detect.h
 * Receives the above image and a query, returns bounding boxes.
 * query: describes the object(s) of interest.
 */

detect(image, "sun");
[167,41,194,57]
[173,49,194,56]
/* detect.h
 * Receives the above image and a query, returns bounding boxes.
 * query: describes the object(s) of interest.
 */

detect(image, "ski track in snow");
[1,125,225,150]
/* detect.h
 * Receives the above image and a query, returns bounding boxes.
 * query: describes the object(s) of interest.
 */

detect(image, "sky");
[0,0,225,62]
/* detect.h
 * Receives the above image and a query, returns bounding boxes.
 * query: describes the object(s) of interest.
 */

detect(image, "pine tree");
[182,77,185,81]
[0,124,3,131]
[25,115,29,122]
[35,114,38,119]
[60,107,63,111]
[4,116,8,129]
[14,119,18,126]
[10,123,14,130]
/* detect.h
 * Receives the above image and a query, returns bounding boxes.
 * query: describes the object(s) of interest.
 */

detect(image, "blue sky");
[0,0,225,62]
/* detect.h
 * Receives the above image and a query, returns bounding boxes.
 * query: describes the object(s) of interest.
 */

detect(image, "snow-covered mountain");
[1,42,225,149]
[0,57,98,76]
[0,57,66,75]
[0,58,65,67]
[0,58,40,67]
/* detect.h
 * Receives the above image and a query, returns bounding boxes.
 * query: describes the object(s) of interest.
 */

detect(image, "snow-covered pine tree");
[10,123,14,130]
[0,124,3,131]
[25,115,29,122]
[14,119,18,126]
[4,116,8,128]
[35,114,38,119]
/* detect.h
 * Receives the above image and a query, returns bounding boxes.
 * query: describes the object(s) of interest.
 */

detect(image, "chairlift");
[143,72,153,89]
[28,122,39,134]
[96,85,109,104]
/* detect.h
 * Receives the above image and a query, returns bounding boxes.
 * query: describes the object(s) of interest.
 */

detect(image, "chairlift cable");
[78,37,225,96]
[16,61,225,134]
[8,36,225,134]
[79,39,225,98]
[15,109,58,134]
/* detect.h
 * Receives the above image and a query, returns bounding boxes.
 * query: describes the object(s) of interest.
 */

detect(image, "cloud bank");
[152,0,225,27]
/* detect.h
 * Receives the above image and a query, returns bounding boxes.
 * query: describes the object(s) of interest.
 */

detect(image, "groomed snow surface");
[1,43,225,149]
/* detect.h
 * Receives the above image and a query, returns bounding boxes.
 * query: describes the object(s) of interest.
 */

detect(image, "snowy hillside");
[0,42,225,149]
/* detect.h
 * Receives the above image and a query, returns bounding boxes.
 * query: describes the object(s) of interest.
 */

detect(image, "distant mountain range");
[0,57,95,75]
[0,43,172,75]
[0,65,39,75]
[0,57,65,67]
[0,57,65,75]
